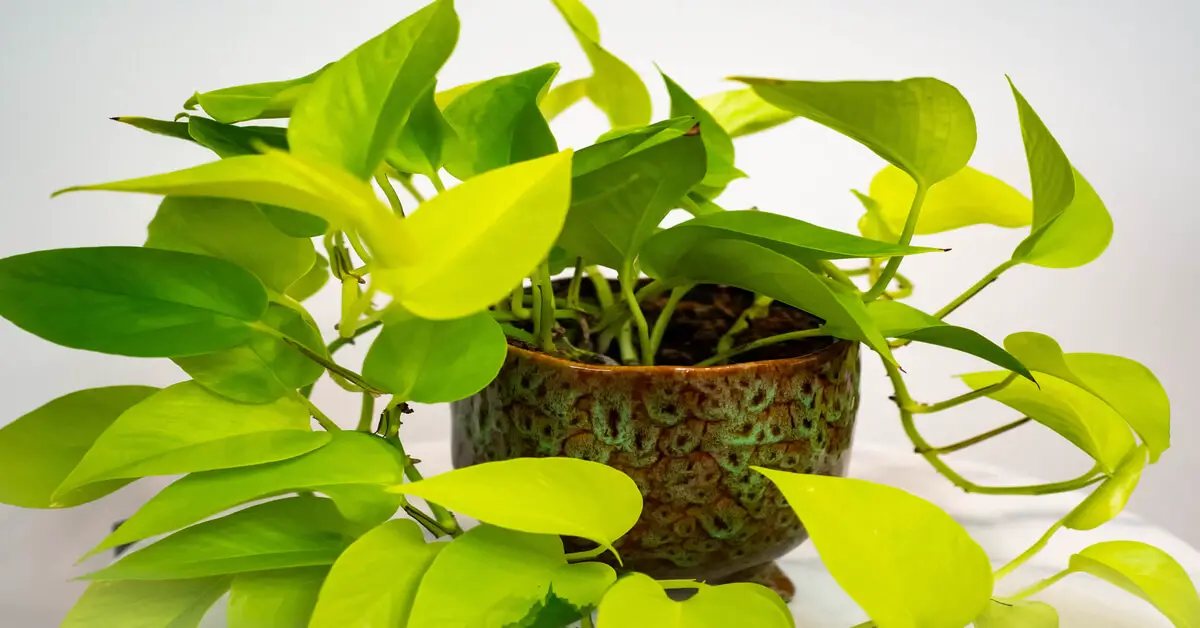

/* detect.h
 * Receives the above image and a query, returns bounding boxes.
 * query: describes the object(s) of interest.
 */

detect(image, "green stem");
[296,394,340,432]
[537,261,556,351]
[493,309,579,323]
[567,258,584,310]
[995,517,1065,581]
[345,231,372,266]
[374,173,405,217]
[716,294,773,354]
[565,545,610,562]
[697,328,827,367]
[648,284,693,365]
[1010,569,1070,601]
[620,261,653,365]
[586,266,614,309]
[594,278,678,334]
[530,278,544,342]
[863,182,928,302]
[906,373,1018,413]
[428,171,446,194]
[819,260,859,291]
[618,321,637,365]
[385,407,461,537]
[510,285,531,319]
[581,614,595,628]
[356,394,375,432]
[327,320,383,356]
[255,324,383,395]
[918,418,1033,455]
[886,271,913,299]
[935,260,1019,320]
[397,174,427,204]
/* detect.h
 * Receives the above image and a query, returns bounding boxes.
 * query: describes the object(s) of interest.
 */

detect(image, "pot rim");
[505,337,855,375]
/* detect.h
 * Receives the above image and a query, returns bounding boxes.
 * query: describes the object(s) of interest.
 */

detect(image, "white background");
[2,0,1198,624]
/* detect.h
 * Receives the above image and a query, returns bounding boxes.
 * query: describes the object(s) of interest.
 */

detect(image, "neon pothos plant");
[0,1,1195,626]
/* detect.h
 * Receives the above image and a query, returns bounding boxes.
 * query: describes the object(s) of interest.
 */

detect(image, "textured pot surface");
[450,339,861,586]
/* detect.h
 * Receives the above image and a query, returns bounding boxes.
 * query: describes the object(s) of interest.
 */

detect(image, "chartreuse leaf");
[55,150,411,267]
[308,520,444,628]
[959,370,1135,473]
[0,247,267,357]
[867,300,1033,380]
[1008,80,1112,268]
[1069,541,1200,627]
[662,72,741,191]
[540,77,589,120]
[388,81,454,180]
[378,151,573,320]
[184,65,329,123]
[87,432,404,558]
[852,189,900,242]
[1064,446,1148,531]
[112,116,194,142]
[596,573,793,628]
[410,525,610,627]
[442,63,560,180]
[549,0,652,128]
[975,600,1059,628]
[756,469,992,628]
[1004,332,1170,461]
[286,254,330,302]
[175,302,326,403]
[572,117,695,176]
[642,238,896,364]
[146,197,315,293]
[698,88,796,139]
[62,577,230,628]
[393,457,641,554]
[55,382,328,496]
[866,165,1032,235]
[85,496,350,580]
[228,566,328,628]
[558,132,706,270]
[642,210,941,268]
[363,310,506,403]
[289,0,458,179]
[0,386,155,508]
[735,77,976,186]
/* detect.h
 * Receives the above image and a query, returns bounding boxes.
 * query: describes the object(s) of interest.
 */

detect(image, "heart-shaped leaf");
[866,165,1032,235]
[88,432,404,557]
[662,71,740,191]
[0,386,156,509]
[596,573,794,628]
[642,238,896,363]
[1069,541,1200,627]
[1064,446,1148,531]
[363,310,506,403]
[85,496,351,580]
[867,300,1033,380]
[228,566,328,628]
[698,88,796,139]
[186,116,290,159]
[975,600,1059,628]
[442,63,560,180]
[735,77,976,186]
[558,132,706,270]
[549,0,651,128]
[184,65,329,123]
[309,520,445,628]
[959,370,1135,472]
[175,302,327,403]
[393,457,641,553]
[62,577,230,628]
[146,197,316,293]
[379,150,573,320]
[540,77,589,121]
[1004,332,1170,461]
[387,81,454,180]
[288,0,458,179]
[1007,79,1112,269]
[755,468,992,628]
[55,381,329,496]
[0,247,267,357]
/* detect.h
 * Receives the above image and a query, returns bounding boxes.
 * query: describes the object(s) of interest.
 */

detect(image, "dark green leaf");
[735,77,976,186]
[558,132,706,269]
[85,496,350,580]
[285,254,330,302]
[186,116,289,158]
[61,577,230,628]
[289,0,459,179]
[87,432,404,557]
[175,302,326,403]
[363,311,506,403]
[55,382,328,496]
[866,300,1033,380]
[185,65,329,123]
[549,0,652,128]
[572,117,695,177]
[0,247,267,357]
[146,197,316,293]
[443,63,560,180]
[662,72,739,191]
[228,567,328,628]
[259,204,329,238]
[112,116,194,142]
[0,386,155,508]
[387,81,454,179]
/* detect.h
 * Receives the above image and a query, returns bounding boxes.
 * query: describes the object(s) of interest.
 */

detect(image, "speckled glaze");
[450,339,860,600]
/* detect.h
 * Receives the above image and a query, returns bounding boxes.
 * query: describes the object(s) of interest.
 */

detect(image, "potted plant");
[0,0,1196,626]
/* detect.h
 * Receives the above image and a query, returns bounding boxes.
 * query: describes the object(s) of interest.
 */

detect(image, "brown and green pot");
[450,286,861,601]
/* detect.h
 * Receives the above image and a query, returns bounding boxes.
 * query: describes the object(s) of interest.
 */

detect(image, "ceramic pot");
[450,322,860,600]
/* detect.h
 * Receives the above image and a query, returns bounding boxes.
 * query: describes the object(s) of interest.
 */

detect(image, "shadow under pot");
[450,284,861,602]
